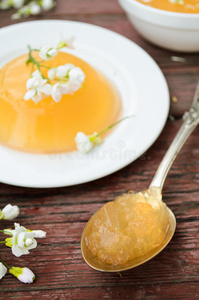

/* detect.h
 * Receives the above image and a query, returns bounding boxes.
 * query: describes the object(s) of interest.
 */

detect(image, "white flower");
[56,64,73,78]
[9,267,35,284]
[24,70,51,104]
[48,68,56,80]
[11,13,21,20]
[68,67,85,92]
[30,2,41,15]
[4,227,46,238]
[32,230,46,238]
[13,0,24,9]
[75,132,103,153]
[75,132,94,154]
[0,263,7,280]
[39,46,58,61]
[0,204,19,220]
[0,0,10,9]
[0,0,24,9]
[49,64,85,102]
[57,36,75,49]
[69,67,85,83]
[42,0,54,10]
[51,83,65,102]
[5,223,37,257]
[48,64,74,80]
[64,36,75,49]
[3,229,15,236]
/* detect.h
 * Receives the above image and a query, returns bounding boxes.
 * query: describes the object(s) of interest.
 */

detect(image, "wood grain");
[0,0,199,299]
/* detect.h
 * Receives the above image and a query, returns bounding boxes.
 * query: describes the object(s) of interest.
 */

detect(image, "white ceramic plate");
[0,20,169,188]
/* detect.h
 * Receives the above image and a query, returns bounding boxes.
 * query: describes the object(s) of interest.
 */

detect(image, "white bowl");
[118,0,199,52]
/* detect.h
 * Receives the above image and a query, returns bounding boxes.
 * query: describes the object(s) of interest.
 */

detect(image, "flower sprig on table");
[0,204,46,284]
[0,0,55,20]
[24,37,85,104]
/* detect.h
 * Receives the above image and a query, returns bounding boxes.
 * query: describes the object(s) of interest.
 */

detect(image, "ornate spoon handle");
[150,83,199,190]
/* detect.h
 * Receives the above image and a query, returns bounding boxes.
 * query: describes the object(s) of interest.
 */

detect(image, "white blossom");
[57,36,75,49]
[48,68,56,80]
[24,70,51,104]
[32,230,46,238]
[75,132,94,154]
[30,2,41,15]
[42,0,54,10]
[3,229,15,236]
[0,263,7,280]
[51,83,65,102]
[5,223,37,257]
[68,67,85,92]
[4,226,46,239]
[11,13,21,20]
[49,64,85,102]
[0,0,10,9]
[11,1,41,19]
[0,204,19,220]
[9,267,35,284]
[13,0,24,9]
[75,132,103,153]
[39,46,58,61]
[56,64,73,78]
[64,35,75,49]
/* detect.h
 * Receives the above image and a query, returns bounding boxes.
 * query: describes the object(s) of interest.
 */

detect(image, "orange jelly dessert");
[0,52,121,153]
[84,187,170,265]
[137,0,199,13]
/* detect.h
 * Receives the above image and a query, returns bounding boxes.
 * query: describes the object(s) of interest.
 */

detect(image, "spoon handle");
[150,83,199,190]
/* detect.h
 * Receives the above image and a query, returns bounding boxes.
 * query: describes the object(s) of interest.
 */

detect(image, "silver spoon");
[81,83,199,272]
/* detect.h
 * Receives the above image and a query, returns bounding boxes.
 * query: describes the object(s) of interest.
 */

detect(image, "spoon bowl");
[81,207,176,272]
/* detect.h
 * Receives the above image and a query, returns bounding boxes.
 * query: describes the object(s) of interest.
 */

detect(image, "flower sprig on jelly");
[24,38,85,104]
[0,204,46,284]
[75,116,132,153]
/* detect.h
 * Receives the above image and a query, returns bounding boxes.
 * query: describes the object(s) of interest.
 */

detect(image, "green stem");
[30,62,34,76]
[0,258,11,269]
[27,46,48,80]
[0,241,6,243]
[39,65,51,69]
[96,116,133,137]
[57,78,69,82]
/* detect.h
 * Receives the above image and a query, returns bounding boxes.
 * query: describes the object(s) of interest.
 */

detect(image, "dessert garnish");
[24,39,85,104]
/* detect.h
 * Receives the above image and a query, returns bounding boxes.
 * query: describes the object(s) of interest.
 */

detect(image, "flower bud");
[39,46,57,61]
[0,204,19,220]
[9,267,35,284]
[32,230,46,238]
[0,263,7,280]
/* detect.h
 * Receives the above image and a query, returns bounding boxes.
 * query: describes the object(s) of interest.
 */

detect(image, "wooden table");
[0,1,199,299]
